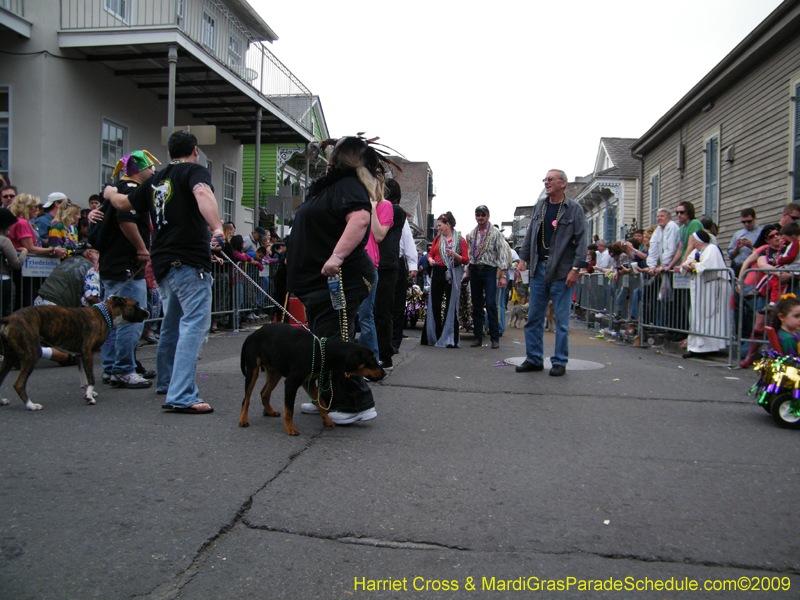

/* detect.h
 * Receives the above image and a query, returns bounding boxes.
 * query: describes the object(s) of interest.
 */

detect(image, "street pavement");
[0,317,798,599]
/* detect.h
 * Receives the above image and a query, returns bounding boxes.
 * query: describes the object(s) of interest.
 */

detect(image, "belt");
[170,260,183,268]
[470,264,495,269]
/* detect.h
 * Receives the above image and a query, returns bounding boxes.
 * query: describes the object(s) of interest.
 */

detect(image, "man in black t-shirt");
[104,131,224,414]
[100,150,158,389]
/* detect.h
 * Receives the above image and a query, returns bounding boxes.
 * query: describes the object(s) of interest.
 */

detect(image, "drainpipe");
[167,45,178,135]
[254,107,262,228]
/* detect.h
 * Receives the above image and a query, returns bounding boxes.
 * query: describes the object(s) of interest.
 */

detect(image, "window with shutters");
[791,76,800,202]
[604,205,617,242]
[223,167,236,223]
[100,118,127,187]
[649,168,660,226]
[703,129,720,222]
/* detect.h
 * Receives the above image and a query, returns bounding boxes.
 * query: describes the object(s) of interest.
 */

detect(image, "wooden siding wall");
[640,33,800,252]
[624,179,639,228]
[241,144,284,208]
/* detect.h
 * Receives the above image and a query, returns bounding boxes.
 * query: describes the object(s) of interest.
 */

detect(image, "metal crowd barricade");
[737,267,800,363]
[637,268,736,366]
[12,259,277,334]
[575,272,640,322]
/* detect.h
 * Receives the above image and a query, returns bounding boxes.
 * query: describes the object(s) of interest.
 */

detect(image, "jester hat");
[111,150,161,179]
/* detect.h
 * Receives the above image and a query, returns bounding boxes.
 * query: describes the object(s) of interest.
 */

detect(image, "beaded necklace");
[439,229,461,271]
[93,302,115,347]
[540,199,565,251]
[471,222,491,261]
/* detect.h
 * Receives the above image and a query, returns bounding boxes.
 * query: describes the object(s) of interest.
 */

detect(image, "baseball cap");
[43,192,68,209]
[475,205,489,215]
[254,227,267,236]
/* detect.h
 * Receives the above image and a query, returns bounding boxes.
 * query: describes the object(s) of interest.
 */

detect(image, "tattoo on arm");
[193,182,212,192]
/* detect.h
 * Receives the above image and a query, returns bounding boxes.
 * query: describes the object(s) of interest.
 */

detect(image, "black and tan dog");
[239,322,385,435]
[0,297,149,410]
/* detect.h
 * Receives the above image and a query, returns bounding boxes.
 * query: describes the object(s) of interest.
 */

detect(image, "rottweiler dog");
[239,323,385,435]
[0,297,149,410]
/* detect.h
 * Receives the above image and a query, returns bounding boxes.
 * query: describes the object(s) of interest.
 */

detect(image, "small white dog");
[508,303,528,328]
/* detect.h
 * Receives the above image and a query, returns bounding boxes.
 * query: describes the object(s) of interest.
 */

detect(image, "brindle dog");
[0,297,149,410]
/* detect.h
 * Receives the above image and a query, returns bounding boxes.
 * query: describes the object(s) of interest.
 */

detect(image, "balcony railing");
[1,0,25,17]
[60,0,313,133]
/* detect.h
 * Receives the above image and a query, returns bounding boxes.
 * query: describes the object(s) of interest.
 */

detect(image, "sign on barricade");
[672,274,692,289]
[22,256,59,278]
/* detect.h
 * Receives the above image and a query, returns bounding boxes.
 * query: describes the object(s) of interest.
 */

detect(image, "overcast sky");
[252,0,784,233]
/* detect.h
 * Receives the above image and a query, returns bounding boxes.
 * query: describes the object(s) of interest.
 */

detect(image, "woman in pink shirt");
[357,193,393,362]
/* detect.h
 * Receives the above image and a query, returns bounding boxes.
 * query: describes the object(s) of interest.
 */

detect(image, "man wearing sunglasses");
[1,185,17,208]
[466,205,510,349]
[753,203,800,248]
[516,170,588,377]
[727,208,762,278]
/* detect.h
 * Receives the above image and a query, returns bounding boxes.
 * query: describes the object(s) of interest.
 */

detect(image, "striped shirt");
[466,224,510,270]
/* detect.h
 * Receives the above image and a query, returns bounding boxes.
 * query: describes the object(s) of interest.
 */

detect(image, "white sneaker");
[359,407,377,421]
[113,372,152,389]
[301,402,319,414]
[327,410,363,424]
[327,407,377,424]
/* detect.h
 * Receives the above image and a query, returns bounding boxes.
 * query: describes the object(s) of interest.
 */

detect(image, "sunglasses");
[790,215,800,221]
[542,177,562,183]
[741,219,753,224]
[675,210,686,215]
[767,232,780,239]
[475,212,487,217]
[1,194,14,199]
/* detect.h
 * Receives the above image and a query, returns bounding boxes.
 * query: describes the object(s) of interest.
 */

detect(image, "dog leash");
[215,249,328,340]
[106,263,147,299]
[217,249,353,408]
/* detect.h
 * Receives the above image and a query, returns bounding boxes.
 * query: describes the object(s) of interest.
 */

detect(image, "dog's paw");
[238,420,250,428]
[25,400,43,411]
[0,397,8,406]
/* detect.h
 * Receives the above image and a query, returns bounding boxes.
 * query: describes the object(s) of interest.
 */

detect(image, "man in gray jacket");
[516,169,588,376]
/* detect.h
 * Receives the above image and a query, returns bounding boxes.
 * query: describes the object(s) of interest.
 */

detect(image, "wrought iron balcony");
[60,0,313,134]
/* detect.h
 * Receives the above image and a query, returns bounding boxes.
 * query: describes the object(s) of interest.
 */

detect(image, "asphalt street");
[0,317,798,599]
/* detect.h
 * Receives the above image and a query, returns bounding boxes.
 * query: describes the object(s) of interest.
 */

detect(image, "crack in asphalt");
[238,522,472,552]
[138,428,330,600]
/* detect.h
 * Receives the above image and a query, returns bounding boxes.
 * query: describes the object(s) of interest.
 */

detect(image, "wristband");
[332,253,344,261]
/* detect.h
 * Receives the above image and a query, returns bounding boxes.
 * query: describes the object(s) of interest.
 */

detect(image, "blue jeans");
[101,277,147,375]
[157,266,213,408]
[524,260,572,367]
[470,265,500,343]
[357,267,379,361]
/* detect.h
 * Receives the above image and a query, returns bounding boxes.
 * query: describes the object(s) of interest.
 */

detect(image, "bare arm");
[369,200,391,244]
[119,221,150,261]
[668,241,684,272]
[103,185,132,211]
[18,235,64,258]
[321,209,370,276]
[193,183,224,239]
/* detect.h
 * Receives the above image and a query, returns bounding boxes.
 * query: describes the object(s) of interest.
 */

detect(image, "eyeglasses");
[475,212,487,217]
[542,177,563,183]
[675,210,686,215]
[741,219,754,224]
